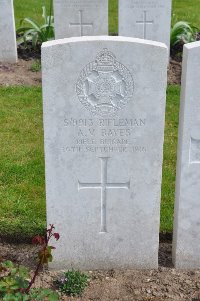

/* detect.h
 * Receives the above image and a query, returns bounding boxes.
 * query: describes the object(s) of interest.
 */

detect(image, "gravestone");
[119,0,172,51]
[53,0,108,39]
[0,0,17,63]
[42,36,168,270]
[173,41,200,269]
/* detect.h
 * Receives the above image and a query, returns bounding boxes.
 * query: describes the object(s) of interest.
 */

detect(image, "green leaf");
[16,3,55,46]
[16,26,33,33]
[170,21,199,47]
[42,6,48,24]
[48,292,59,301]
[56,270,89,296]
[22,18,41,32]
[10,268,17,275]
[32,32,38,48]
[3,261,14,269]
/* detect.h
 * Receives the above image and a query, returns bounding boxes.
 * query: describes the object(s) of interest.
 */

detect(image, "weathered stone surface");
[119,0,172,51]
[42,36,168,270]
[53,0,108,39]
[0,0,17,63]
[173,41,200,269]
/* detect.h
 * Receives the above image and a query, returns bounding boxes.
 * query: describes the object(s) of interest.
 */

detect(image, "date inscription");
[62,117,147,154]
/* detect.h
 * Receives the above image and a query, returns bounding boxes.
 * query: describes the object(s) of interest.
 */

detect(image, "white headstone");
[53,0,108,39]
[42,36,168,270]
[0,0,17,63]
[173,41,200,269]
[119,0,172,51]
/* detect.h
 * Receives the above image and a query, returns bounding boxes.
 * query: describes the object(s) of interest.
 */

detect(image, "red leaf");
[54,233,60,241]
[32,235,45,245]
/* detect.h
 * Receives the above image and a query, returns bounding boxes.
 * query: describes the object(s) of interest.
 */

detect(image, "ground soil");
[0,57,181,87]
[168,59,182,85]
[0,59,41,87]
[0,242,200,301]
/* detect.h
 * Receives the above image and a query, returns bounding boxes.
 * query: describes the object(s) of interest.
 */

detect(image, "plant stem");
[25,225,54,293]
[25,258,43,293]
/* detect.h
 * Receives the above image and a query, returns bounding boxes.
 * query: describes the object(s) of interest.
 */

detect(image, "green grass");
[30,60,41,73]
[0,87,46,241]
[109,0,118,35]
[14,0,200,34]
[172,0,200,28]
[161,86,180,232]
[14,0,50,28]
[0,86,180,239]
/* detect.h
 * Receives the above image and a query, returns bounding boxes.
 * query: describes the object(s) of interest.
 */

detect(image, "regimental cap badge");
[95,48,116,72]
[76,49,134,117]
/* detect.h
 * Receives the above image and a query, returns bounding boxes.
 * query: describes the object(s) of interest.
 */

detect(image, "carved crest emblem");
[76,48,134,117]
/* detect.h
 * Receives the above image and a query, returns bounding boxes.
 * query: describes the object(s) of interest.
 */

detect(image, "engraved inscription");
[69,10,93,36]
[78,157,130,233]
[62,117,147,153]
[76,49,134,117]
[190,137,200,164]
[55,0,100,9]
[136,11,154,39]
[130,1,165,9]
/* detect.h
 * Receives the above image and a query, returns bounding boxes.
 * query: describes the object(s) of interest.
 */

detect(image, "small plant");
[0,260,30,300]
[170,21,199,47]
[17,1,54,49]
[30,60,41,72]
[0,224,60,300]
[56,270,89,296]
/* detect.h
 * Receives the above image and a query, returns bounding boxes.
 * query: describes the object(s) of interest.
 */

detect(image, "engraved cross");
[69,10,93,36]
[78,157,130,233]
[136,11,154,39]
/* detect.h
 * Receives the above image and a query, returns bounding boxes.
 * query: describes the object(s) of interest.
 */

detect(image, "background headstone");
[42,36,168,270]
[119,0,172,51]
[0,0,17,63]
[53,0,108,39]
[173,41,200,269]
